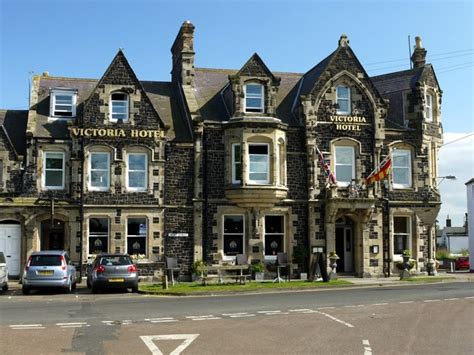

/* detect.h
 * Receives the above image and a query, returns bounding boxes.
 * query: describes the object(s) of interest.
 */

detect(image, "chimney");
[411,36,427,68]
[446,215,451,228]
[171,20,195,86]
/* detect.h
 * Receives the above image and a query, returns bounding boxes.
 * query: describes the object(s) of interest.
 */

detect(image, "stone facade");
[0,24,442,279]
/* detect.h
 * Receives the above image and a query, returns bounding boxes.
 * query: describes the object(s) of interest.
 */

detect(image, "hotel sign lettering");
[70,127,161,138]
[330,115,368,131]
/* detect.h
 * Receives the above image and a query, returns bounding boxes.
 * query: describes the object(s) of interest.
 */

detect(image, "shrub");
[402,250,411,257]
[395,259,416,270]
[191,260,205,275]
[251,262,264,273]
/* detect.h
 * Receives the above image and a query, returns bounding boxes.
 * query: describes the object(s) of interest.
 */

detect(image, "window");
[127,218,147,255]
[248,143,269,184]
[43,152,65,189]
[110,92,129,121]
[50,90,76,118]
[88,218,109,255]
[335,146,354,186]
[127,153,147,191]
[223,215,244,258]
[232,144,242,184]
[0,160,3,187]
[392,149,412,188]
[244,83,264,113]
[336,86,351,115]
[425,93,433,121]
[89,152,110,191]
[393,216,410,255]
[265,216,284,259]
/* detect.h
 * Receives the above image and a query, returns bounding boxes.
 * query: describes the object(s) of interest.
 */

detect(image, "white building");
[467,179,474,272]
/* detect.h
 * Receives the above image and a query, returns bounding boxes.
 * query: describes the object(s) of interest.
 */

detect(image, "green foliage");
[251,262,264,273]
[395,259,416,270]
[402,250,411,257]
[436,249,456,260]
[191,260,205,275]
[460,248,470,256]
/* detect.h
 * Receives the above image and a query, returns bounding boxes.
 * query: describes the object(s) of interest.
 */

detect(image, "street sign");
[140,334,199,355]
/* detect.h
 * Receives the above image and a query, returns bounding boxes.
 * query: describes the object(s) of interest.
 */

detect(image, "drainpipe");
[79,138,85,278]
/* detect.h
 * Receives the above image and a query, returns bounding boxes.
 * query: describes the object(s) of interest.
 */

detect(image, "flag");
[315,146,337,184]
[365,155,392,185]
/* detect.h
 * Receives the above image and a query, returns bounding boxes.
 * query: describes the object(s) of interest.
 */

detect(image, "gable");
[235,53,277,81]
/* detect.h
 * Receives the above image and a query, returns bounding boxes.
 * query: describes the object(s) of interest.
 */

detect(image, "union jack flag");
[315,146,337,184]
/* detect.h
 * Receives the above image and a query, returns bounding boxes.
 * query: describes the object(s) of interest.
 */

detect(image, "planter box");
[300,273,307,280]
[254,272,264,281]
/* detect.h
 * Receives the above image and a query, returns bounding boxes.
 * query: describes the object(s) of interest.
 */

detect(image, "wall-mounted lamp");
[370,245,379,254]
[437,175,456,186]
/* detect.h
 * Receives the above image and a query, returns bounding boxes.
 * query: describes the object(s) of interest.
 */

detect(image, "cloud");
[438,132,474,227]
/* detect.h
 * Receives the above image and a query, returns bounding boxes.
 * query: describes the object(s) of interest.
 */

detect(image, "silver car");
[22,250,77,295]
[87,254,138,293]
[0,252,8,292]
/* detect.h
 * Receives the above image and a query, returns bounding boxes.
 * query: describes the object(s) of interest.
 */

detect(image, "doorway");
[41,219,65,250]
[335,217,354,273]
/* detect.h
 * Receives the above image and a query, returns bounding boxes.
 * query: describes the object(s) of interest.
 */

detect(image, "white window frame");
[244,83,264,113]
[126,153,148,192]
[264,215,285,261]
[425,93,433,122]
[43,151,65,190]
[248,143,270,185]
[336,86,351,115]
[110,92,129,122]
[222,214,245,261]
[50,89,77,118]
[393,216,411,258]
[232,143,242,184]
[88,152,110,191]
[88,217,109,256]
[392,149,412,189]
[126,217,147,256]
[334,145,355,187]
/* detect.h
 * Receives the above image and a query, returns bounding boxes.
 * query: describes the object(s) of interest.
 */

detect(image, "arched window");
[244,83,264,113]
[336,86,351,115]
[110,92,129,121]
[334,145,355,186]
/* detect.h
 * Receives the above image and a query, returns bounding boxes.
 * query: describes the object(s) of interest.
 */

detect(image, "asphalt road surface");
[1,282,473,354]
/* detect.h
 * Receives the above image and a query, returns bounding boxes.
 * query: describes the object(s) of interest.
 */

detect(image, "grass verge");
[139,279,352,295]
[401,276,456,283]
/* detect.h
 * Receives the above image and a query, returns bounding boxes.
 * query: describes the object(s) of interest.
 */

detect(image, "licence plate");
[108,278,124,283]
[38,270,54,276]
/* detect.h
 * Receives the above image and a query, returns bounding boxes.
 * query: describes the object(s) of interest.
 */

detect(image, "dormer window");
[244,83,264,113]
[425,93,433,121]
[336,86,351,115]
[110,92,129,121]
[50,89,77,118]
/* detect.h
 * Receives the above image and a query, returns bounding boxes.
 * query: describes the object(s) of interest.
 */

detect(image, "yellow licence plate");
[109,278,124,283]
[38,270,54,275]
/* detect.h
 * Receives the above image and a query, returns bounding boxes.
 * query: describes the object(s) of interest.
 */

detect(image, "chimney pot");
[42,71,49,77]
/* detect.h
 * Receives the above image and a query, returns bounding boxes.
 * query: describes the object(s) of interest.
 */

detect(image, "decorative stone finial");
[338,34,349,47]
[411,35,427,68]
[415,36,423,49]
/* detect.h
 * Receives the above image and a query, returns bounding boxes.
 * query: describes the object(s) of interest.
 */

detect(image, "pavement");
[4,270,472,293]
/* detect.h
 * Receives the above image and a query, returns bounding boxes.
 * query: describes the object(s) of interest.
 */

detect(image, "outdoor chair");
[235,254,251,283]
[165,257,180,286]
[274,252,290,283]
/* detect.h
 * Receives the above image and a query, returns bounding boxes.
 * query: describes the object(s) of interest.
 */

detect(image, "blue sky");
[1,0,473,224]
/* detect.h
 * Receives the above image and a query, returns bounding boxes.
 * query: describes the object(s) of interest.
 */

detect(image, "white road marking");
[317,306,335,310]
[222,312,256,318]
[60,325,84,328]
[399,301,414,304]
[140,334,199,355]
[372,303,388,306]
[344,304,364,308]
[257,310,288,315]
[464,296,474,299]
[101,321,115,326]
[288,309,312,312]
[56,322,87,326]
[186,315,221,321]
[315,310,354,328]
[10,324,45,330]
[444,298,459,301]
[146,317,178,323]
[424,299,440,303]
[363,339,372,355]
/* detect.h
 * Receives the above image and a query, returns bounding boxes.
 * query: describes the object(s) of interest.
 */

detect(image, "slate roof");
[0,109,28,156]
[194,68,303,125]
[30,76,191,141]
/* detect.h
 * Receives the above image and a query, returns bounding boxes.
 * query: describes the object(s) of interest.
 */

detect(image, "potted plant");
[252,262,265,281]
[292,245,308,280]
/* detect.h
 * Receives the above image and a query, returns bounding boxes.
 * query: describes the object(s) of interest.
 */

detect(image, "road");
[0,282,473,354]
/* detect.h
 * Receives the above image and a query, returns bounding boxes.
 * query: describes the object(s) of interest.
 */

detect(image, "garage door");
[0,224,21,276]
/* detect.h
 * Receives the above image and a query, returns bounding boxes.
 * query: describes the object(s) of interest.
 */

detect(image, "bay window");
[392,149,412,188]
[232,144,242,184]
[425,93,433,121]
[248,143,269,184]
[223,215,244,258]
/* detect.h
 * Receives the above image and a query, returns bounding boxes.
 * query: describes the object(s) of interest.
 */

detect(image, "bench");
[200,265,251,286]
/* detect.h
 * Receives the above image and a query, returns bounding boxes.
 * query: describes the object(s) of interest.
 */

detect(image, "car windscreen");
[99,256,132,266]
[30,255,62,266]
[0,252,6,263]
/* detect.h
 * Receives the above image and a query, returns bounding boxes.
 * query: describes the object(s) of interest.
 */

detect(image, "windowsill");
[392,186,413,190]
[42,187,65,191]
[48,116,75,121]
[335,112,351,116]
[264,256,277,262]
[88,188,110,192]
[126,189,148,193]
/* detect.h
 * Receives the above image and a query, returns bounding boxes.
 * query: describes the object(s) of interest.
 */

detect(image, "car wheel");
[72,281,77,291]
[91,285,99,294]
[131,286,138,293]
[2,283,8,292]
[64,280,72,294]
[22,286,30,295]
[86,279,91,289]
